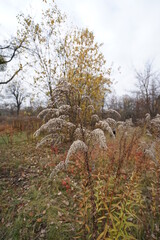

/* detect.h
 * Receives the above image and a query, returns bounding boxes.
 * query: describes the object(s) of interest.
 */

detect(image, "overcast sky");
[0,0,160,95]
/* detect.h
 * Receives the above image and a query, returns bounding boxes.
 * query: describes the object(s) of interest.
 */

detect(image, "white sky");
[0,0,160,96]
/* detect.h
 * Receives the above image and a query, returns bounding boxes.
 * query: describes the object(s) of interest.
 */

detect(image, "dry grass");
[0,127,160,239]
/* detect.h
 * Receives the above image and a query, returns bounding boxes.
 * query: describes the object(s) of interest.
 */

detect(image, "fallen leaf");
[42,210,46,215]
[29,212,34,217]
[37,218,42,223]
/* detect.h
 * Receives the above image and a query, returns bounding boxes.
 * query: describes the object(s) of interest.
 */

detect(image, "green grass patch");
[0,131,29,145]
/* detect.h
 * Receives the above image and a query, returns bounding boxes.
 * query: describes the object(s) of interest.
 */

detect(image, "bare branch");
[0,38,25,65]
[0,63,27,85]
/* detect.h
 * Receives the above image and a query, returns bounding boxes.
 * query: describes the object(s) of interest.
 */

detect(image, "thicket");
[34,79,160,239]
[0,0,159,238]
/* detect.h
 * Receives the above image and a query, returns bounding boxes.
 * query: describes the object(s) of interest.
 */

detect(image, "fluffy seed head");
[91,128,107,149]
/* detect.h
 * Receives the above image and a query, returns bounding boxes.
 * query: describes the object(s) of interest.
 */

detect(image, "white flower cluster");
[36,134,54,148]
[34,118,76,137]
[44,109,60,122]
[50,160,66,178]
[58,115,69,121]
[52,82,69,107]
[146,129,152,137]
[59,105,71,115]
[91,114,99,125]
[91,128,107,149]
[65,140,88,164]
[74,127,91,145]
[36,133,64,148]
[37,108,59,122]
[95,120,115,138]
[145,113,151,122]
[117,121,125,125]
[37,109,51,119]
[140,141,159,166]
[150,114,160,126]
[125,118,133,127]
[116,119,133,131]
[50,140,88,178]
[146,114,160,137]
[106,118,117,128]
[34,79,84,149]
[104,109,121,118]
[34,79,115,178]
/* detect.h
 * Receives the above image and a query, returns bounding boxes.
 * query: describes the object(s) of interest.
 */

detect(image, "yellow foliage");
[61,28,112,112]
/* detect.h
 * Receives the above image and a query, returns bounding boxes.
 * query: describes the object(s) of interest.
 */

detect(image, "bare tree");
[0,37,26,85]
[135,62,160,117]
[5,80,29,116]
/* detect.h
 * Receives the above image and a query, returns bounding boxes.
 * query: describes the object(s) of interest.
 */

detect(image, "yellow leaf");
[37,218,42,223]
[85,224,90,233]
[97,231,104,240]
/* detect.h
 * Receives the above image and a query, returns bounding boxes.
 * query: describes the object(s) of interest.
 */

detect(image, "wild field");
[0,117,160,240]
[1,0,160,239]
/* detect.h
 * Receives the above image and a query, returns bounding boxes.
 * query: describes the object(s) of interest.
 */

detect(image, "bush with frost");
[33,86,160,239]
[144,113,160,138]
[34,78,113,175]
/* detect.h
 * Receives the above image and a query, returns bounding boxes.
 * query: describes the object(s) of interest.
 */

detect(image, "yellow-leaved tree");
[16,0,112,117]
[16,0,66,98]
[58,28,111,113]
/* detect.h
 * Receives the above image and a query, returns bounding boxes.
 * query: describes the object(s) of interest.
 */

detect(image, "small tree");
[34,78,118,239]
[0,38,26,85]
[5,80,29,116]
[17,3,111,103]
[58,28,111,112]
[135,62,160,117]
[16,0,65,99]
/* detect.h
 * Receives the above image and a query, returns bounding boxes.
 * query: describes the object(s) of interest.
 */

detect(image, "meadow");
[0,116,159,240]
[1,1,160,239]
